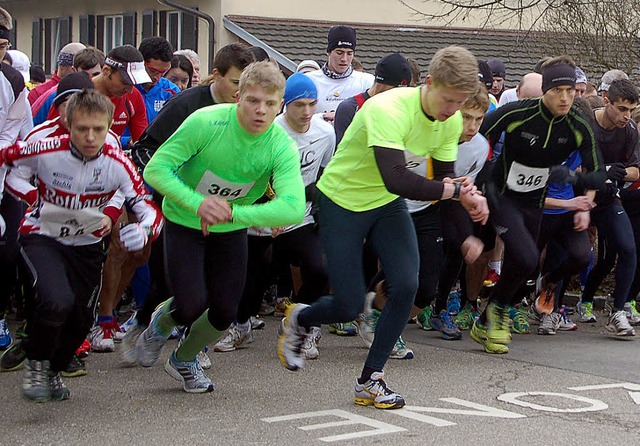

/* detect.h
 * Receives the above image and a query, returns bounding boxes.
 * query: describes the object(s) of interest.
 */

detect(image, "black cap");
[54,71,94,108]
[374,53,411,87]
[327,25,356,53]
[478,61,493,90]
[487,58,506,79]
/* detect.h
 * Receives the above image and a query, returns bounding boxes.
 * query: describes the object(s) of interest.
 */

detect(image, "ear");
[425,74,433,88]
[234,90,240,103]
[211,68,221,80]
[603,96,611,106]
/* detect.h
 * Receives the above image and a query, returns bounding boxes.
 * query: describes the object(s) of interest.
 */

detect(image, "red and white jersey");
[25,116,122,149]
[2,135,164,246]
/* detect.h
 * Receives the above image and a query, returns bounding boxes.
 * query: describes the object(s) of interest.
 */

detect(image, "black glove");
[548,165,577,185]
[605,163,627,182]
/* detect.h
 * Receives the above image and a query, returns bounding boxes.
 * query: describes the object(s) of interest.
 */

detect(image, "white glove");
[0,214,5,237]
[119,223,149,251]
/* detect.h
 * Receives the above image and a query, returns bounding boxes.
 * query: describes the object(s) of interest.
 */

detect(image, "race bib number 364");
[506,161,549,193]
[196,170,255,201]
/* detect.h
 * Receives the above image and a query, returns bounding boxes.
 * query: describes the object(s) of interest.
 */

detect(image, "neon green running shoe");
[508,305,531,334]
[470,320,509,354]
[416,306,434,331]
[485,302,512,345]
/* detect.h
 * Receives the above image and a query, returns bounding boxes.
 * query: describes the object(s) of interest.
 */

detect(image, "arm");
[127,92,149,143]
[334,99,358,146]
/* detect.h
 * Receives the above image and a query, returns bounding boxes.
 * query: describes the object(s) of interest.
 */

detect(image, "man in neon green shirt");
[278,46,489,409]
[140,61,305,393]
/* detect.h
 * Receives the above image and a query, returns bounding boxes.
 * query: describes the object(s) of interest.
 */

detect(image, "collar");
[69,141,102,162]
[538,98,568,123]
[321,63,353,80]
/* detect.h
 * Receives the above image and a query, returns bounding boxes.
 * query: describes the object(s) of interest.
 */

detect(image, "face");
[285,98,317,131]
[490,77,504,95]
[0,39,9,61]
[460,106,485,142]
[165,67,190,91]
[575,82,587,98]
[144,58,172,86]
[69,110,110,158]
[542,85,576,117]
[212,66,243,104]
[605,98,638,128]
[327,48,354,74]
[236,85,283,136]
[190,58,200,85]
[80,63,102,79]
[423,76,470,122]
[104,66,133,97]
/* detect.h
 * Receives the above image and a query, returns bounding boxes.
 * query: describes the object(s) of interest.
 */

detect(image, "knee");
[37,295,74,327]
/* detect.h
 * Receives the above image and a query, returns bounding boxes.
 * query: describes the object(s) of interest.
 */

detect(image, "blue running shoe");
[447,291,462,315]
[0,319,12,350]
[429,309,462,340]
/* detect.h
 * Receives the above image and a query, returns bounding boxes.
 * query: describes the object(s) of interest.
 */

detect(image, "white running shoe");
[277,303,310,371]
[354,371,405,410]
[90,323,116,352]
[605,310,636,337]
[302,326,321,360]
[213,323,254,352]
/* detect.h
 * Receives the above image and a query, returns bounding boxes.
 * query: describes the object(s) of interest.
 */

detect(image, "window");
[96,12,136,52]
[104,15,123,54]
[36,17,71,74]
[159,9,198,51]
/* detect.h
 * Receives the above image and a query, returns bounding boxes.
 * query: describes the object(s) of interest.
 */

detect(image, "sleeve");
[334,99,358,146]
[5,158,38,205]
[364,99,411,152]
[143,111,211,216]
[127,91,149,143]
[479,100,520,148]
[625,123,639,168]
[0,88,29,147]
[103,190,125,224]
[575,117,606,190]
[231,138,306,228]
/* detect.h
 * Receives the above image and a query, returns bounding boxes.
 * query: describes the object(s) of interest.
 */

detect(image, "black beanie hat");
[327,26,356,53]
[375,53,411,87]
[478,61,493,90]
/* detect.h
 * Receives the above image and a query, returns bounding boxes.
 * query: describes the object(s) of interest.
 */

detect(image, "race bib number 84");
[506,161,549,193]
[196,170,255,201]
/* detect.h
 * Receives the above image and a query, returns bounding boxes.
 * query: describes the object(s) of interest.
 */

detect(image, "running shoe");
[274,296,292,317]
[277,303,310,371]
[429,309,462,340]
[354,371,405,410]
[120,324,145,367]
[483,268,500,287]
[508,305,531,334]
[119,311,138,334]
[577,301,597,323]
[389,336,414,359]
[557,307,578,331]
[90,322,116,352]
[624,301,640,326]
[358,292,379,348]
[303,326,321,360]
[416,306,434,331]
[50,372,70,401]
[470,320,509,354]
[534,281,557,316]
[454,304,476,330]
[76,339,91,358]
[61,355,87,377]
[22,359,52,402]
[197,347,212,370]
[136,300,172,367]
[164,351,215,393]
[485,302,511,345]
[328,321,358,336]
[15,321,27,340]
[213,322,254,352]
[605,310,636,337]
[537,313,558,335]
[447,291,462,315]
[250,316,266,330]
[1,340,26,372]
[258,301,275,317]
[0,319,12,350]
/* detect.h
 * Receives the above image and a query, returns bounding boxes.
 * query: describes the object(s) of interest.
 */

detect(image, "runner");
[277,46,488,409]
[473,55,605,354]
[1,89,162,402]
[138,61,306,394]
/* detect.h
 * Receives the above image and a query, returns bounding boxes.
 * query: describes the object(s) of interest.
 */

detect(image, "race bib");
[405,152,428,177]
[39,202,105,238]
[506,161,549,193]
[196,170,255,201]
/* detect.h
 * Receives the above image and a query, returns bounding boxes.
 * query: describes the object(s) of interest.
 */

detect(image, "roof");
[225,15,553,87]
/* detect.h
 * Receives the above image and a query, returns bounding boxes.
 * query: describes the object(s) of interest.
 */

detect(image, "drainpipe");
[157,0,215,73]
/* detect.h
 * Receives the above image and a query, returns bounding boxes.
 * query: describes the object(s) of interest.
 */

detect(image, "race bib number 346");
[506,161,549,193]
[196,170,255,201]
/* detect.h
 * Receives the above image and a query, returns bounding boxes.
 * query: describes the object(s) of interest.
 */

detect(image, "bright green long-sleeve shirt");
[144,103,305,232]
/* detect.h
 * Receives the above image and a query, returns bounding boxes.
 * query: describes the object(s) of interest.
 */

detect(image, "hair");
[238,61,285,97]
[606,79,639,104]
[213,43,253,76]
[0,7,12,30]
[573,97,597,127]
[533,57,552,74]
[74,47,105,70]
[168,54,193,88]
[541,55,576,71]
[108,45,144,64]
[249,46,270,62]
[138,37,174,62]
[586,82,597,95]
[3,52,11,64]
[30,65,46,83]
[174,49,200,65]
[407,57,421,87]
[586,94,605,109]
[351,56,364,72]
[461,82,490,112]
[428,46,479,94]
[65,89,115,127]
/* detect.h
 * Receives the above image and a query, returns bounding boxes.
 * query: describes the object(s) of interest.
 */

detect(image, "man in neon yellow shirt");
[278,46,489,409]
[140,61,306,393]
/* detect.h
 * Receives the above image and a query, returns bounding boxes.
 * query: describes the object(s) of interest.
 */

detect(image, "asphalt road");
[1,308,639,446]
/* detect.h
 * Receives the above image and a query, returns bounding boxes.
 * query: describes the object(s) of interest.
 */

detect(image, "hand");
[197,196,233,236]
[566,196,595,212]
[95,216,113,237]
[452,176,474,189]
[605,163,627,181]
[461,235,484,264]
[119,223,149,251]
[460,193,490,225]
[573,210,590,231]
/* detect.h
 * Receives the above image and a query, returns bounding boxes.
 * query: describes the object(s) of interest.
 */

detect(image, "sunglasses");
[145,62,170,76]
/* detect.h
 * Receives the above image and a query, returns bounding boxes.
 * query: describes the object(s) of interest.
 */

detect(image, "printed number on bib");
[506,161,549,193]
[196,170,255,201]
[39,202,105,238]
